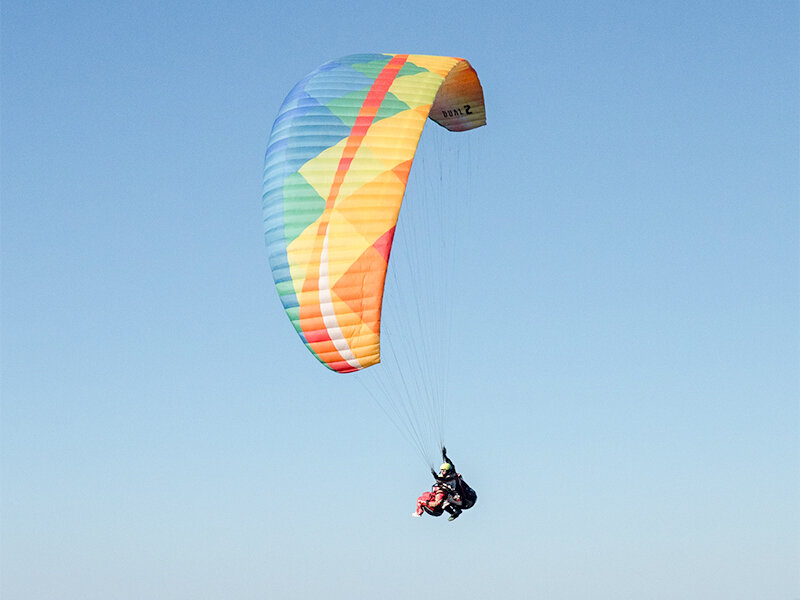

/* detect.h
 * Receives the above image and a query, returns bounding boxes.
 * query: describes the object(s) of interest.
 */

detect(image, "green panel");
[282,172,326,246]
[396,61,429,78]
[325,89,369,127]
[276,280,297,298]
[350,58,391,79]
[326,89,410,127]
[375,92,411,121]
[286,307,302,332]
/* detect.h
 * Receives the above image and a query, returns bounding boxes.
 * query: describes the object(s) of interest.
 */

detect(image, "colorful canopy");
[263,54,485,372]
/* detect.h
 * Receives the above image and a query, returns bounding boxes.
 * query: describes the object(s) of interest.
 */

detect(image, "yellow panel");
[286,235,318,297]
[333,169,406,245]
[404,54,460,78]
[388,70,445,109]
[361,107,430,166]
[323,211,372,285]
[297,138,347,201]
[335,143,394,204]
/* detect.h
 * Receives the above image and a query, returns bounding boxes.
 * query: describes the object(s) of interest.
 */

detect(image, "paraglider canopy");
[263,54,486,373]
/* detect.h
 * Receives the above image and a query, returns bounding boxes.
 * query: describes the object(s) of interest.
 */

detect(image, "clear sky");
[2,1,798,599]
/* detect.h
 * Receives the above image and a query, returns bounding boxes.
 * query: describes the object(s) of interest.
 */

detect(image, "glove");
[441,446,447,458]
[430,468,437,478]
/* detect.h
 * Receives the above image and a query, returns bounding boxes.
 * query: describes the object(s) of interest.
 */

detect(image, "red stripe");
[323,54,408,212]
[301,55,409,369]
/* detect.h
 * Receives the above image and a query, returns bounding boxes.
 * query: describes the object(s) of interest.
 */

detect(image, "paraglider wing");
[263,54,485,373]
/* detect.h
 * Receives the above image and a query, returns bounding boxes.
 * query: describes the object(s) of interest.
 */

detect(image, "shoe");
[447,512,461,521]
[412,512,421,517]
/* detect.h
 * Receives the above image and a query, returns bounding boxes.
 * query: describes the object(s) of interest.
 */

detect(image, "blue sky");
[2,1,798,599]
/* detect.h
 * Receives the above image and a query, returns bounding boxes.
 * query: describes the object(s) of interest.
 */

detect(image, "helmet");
[440,463,452,472]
